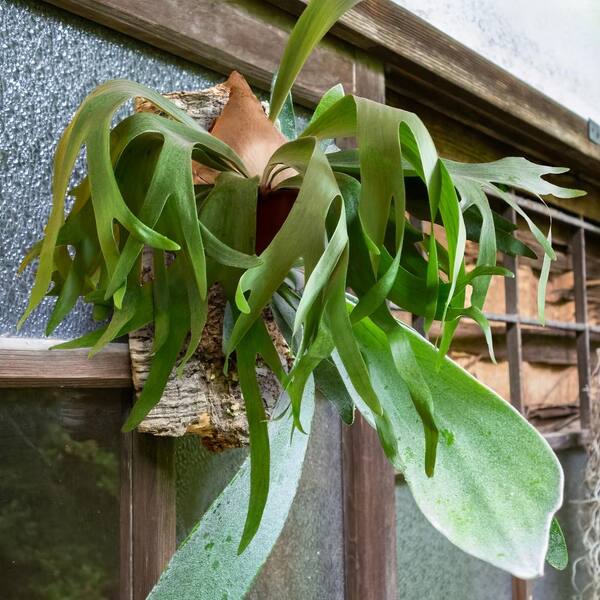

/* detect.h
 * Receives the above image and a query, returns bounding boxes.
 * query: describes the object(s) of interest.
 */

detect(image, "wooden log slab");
[130,78,284,450]
[131,285,284,450]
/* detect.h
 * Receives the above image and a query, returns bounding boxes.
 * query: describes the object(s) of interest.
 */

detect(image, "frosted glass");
[175,436,247,545]
[173,400,345,599]
[0,0,222,338]
[248,399,345,599]
[396,480,512,599]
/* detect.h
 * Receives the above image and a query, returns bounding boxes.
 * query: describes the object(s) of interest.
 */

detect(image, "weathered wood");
[41,0,355,109]
[341,55,397,600]
[573,227,592,429]
[387,89,600,224]
[342,415,398,600]
[0,338,131,388]
[504,208,524,413]
[131,433,176,600]
[543,428,590,451]
[120,398,134,600]
[512,577,533,600]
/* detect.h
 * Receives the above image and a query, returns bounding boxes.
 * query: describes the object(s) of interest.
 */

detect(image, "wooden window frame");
[3,0,599,598]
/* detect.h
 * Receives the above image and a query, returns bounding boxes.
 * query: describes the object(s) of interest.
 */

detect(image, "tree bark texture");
[130,81,282,450]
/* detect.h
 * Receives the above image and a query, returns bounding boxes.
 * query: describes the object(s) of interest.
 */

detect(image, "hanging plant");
[20,0,584,593]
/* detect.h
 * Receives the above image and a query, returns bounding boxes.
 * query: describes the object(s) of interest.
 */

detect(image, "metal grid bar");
[503,207,525,413]
[487,188,600,235]
[484,312,600,335]
[572,227,592,429]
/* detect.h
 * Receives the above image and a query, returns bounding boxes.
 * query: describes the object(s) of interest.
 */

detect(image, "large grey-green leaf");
[148,385,315,600]
[346,315,563,579]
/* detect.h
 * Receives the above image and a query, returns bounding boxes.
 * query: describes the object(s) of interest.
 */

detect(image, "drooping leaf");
[269,0,362,122]
[546,517,568,571]
[345,314,563,579]
[236,326,271,553]
[147,385,315,600]
[19,81,246,328]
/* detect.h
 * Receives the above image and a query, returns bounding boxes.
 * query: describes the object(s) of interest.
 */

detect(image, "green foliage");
[546,518,569,571]
[20,0,585,584]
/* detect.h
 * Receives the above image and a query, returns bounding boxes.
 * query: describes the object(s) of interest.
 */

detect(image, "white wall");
[392,0,600,125]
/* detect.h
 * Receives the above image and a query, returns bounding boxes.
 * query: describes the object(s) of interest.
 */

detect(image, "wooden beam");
[543,428,589,452]
[41,0,355,109]
[131,433,176,599]
[341,54,397,600]
[120,400,134,600]
[342,416,397,600]
[43,0,600,214]
[269,0,600,187]
[0,338,132,388]
[387,89,600,224]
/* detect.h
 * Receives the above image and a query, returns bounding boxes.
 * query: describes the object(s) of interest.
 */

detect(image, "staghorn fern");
[20,0,581,587]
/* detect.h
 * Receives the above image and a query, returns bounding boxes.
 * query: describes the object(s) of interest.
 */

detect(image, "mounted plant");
[20,0,584,595]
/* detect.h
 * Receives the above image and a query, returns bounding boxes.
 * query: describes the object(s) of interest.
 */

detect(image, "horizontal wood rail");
[544,428,590,452]
[0,337,132,388]
[41,0,357,109]
[0,337,586,451]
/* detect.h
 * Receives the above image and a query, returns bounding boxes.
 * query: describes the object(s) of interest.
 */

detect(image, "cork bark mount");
[131,74,293,450]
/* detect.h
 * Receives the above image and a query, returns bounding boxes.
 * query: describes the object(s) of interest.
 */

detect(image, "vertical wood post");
[341,54,398,600]
[120,390,177,600]
[512,577,533,600]
[131,433,177,600]
[120,392,177,600]
[503,208,531,599]
[120,400,134,600]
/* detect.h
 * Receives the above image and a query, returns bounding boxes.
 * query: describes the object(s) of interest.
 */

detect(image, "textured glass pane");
[248,399,345,599]
[175,436,247,545]
[174,399,345,598]
[396,480,512,599]
[0,0,222,338]
[0,388,122,599]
